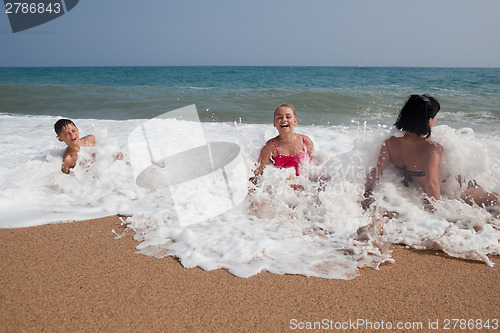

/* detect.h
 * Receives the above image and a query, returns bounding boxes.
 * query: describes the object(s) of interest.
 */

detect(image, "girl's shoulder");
[264,136,280,153]
[301,134,312,142]
[300,134,313,148]
[265,136,280,146]
[293,133,311,141]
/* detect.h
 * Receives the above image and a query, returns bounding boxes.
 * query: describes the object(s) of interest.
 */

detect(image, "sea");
[1,66,499,279]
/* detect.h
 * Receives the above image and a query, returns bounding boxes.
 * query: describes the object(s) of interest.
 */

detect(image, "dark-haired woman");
[364,94,498,209]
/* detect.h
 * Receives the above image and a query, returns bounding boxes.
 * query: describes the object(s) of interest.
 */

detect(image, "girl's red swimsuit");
[270,135,311,176]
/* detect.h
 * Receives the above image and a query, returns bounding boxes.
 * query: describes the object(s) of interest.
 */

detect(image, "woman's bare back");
[385,134,443,198]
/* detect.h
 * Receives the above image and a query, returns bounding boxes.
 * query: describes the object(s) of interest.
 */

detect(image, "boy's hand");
[61,153,78,174]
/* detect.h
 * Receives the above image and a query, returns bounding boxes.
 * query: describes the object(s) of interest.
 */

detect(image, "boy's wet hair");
[274,103,296,116]
[54,119,76,136]
[394,94,440,138]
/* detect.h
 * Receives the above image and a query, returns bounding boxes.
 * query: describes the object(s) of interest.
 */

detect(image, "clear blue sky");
[1,0,499,67]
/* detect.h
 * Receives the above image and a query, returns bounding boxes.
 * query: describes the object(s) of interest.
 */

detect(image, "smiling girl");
[250,104,313,184]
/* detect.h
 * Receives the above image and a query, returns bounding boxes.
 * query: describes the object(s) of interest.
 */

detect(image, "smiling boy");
[54,119,96,174]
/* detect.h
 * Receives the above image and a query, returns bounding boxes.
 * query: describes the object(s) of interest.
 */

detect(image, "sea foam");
[0,114,499,279]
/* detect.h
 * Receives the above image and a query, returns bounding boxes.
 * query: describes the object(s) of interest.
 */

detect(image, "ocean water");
[0,66,499,279]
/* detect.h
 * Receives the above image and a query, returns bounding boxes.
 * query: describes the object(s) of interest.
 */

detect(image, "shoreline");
[1,215,499,332]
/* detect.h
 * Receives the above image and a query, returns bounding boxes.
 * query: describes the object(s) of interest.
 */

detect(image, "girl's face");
[273,106,298,134]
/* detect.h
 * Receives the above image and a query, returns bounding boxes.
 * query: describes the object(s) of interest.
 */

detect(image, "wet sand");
[1,215,498,332]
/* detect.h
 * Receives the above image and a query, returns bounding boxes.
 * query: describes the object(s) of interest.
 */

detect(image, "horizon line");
[1,65,500,69]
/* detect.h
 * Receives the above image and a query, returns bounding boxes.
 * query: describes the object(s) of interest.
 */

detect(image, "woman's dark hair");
[394,94,440,138]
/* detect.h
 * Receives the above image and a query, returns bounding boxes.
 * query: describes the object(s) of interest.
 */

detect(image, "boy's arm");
[61,152,78,174]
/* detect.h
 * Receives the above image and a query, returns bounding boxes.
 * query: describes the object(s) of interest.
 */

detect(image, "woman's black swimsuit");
[395,165,425,187]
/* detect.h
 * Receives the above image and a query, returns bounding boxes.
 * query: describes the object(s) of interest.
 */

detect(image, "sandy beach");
[1,215,498,332]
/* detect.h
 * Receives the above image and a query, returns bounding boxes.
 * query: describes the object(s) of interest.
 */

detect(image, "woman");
[364,94,498,209]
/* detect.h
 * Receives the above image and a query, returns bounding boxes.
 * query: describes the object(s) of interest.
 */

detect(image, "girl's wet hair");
[54,119,76,135]
[274,103,296,116]
[394,94,440,138]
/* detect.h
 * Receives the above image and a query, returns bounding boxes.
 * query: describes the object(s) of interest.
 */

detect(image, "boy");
[54,119,96,174]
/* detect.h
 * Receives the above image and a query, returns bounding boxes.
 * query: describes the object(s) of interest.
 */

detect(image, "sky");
[1,0,500,67]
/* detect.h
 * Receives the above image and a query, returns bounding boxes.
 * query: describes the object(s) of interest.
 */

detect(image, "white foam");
[0,114,499,279]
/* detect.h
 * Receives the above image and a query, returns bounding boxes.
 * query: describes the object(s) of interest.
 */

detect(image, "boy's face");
[273,106,298,133]
[57,124,80,148]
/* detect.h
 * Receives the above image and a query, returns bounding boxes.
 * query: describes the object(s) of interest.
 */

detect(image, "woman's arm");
[424,143,443,200]
[365,141,391,194]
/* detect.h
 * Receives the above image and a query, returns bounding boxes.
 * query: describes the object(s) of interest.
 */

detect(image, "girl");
[250,104,313,184]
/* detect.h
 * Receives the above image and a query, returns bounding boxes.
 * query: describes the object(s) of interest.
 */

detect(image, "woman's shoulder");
[384,135,400,148]
[427,140,443,153]
[416,139,443,157]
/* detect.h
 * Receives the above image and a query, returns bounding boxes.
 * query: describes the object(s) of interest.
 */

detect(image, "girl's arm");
[303,135,314,155]
[249,142,274,184]
[424,143,443,200]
